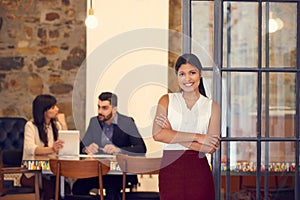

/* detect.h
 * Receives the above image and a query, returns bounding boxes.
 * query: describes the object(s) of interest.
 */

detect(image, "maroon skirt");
[159,150,215,200]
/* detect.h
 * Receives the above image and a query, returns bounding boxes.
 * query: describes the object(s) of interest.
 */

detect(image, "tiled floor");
[0,175,159,200]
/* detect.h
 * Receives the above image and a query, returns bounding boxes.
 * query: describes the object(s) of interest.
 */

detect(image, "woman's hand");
[155,114,172,129]
[196,134,220,153]
[56,113,68,130]
[52,139,64,153]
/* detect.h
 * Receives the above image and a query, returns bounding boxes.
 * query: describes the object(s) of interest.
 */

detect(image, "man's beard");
[98,112,113,122]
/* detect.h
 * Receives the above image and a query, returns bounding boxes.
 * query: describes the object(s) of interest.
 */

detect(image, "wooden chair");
[116,154,161,200]
[0,117,40,199]
[49,158,110,200]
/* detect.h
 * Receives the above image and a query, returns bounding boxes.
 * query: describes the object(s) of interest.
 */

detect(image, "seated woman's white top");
[23,120,55,156]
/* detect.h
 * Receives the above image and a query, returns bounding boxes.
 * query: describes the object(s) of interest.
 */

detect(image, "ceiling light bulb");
[276,18,284,30]
[85,8,98,29]
[268,18,278,33]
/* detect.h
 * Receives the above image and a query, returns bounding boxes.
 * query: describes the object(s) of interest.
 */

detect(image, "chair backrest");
[49,159,110,178]
[0,117,40,199]
[116,154,161,174]
[0,117,27,167]
[49,158,110,200]
[116,154,161,200]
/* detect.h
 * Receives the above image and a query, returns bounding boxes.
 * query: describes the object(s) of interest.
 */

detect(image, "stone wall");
[0,0,86,130]
[0,0,183,131]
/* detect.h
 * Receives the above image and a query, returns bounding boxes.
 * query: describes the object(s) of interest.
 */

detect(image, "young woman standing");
[152,53,221,200]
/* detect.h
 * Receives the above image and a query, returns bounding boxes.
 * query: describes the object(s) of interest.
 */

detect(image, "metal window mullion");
[222,2,232,199]
[256,80,262,200]
[225,2,232,200]
[212,0,223,199]
[221,68,299,72]
[295,2,300,200]
[263,3,271,199]
[222,137,298,142]
[295,65,300,200]
[256,2,263,200]
[182,0,191,53]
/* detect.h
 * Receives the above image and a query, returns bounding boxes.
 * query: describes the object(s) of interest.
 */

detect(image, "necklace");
[44,123,51,129]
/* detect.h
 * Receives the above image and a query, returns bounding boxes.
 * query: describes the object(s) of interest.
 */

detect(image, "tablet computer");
[58,130,80,156]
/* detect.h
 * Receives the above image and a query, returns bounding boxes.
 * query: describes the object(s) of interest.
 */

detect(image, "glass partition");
[262,2,297,68]
[188,0,299,199]
[223,2,258,68]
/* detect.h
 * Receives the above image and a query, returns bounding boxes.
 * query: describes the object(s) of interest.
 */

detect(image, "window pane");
[240,175,295,199]
[224,72,257,137]
[221,142,295,199]
[223,2,258,68]
[221,141,257,199]
[191,1,214,67]
[261,73,296,137]
[262,142,295,165]
[221,142,257,171]
[262,2,297,68]
[261,142,295,199]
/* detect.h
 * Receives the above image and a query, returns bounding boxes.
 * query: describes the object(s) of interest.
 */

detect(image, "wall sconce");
[85,0,98,29]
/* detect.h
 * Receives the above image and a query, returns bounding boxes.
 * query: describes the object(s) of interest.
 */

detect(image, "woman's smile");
[184,82,194,87]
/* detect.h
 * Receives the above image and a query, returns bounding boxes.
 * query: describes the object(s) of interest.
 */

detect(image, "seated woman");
[21,94,70,200]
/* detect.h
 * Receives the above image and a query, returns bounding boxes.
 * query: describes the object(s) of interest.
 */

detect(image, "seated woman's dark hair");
[32,94,58,146]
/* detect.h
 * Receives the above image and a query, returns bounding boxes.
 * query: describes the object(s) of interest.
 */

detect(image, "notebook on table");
[58,130,80,157]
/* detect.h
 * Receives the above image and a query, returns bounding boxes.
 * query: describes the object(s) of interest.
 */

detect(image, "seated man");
[72,92,147,200]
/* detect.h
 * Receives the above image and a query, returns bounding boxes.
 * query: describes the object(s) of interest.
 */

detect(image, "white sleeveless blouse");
[163,92,212,150]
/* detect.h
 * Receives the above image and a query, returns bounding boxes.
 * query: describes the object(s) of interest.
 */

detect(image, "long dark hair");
[175,53,207,97]
[32,94,58,146]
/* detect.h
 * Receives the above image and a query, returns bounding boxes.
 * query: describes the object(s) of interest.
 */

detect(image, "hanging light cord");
[88,0,94,15]
[85,0,98,28]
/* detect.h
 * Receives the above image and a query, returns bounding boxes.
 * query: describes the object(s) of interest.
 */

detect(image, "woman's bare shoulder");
[158,93,169,105]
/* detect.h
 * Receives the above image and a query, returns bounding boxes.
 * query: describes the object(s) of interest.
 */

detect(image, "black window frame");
[183,0,300,199]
